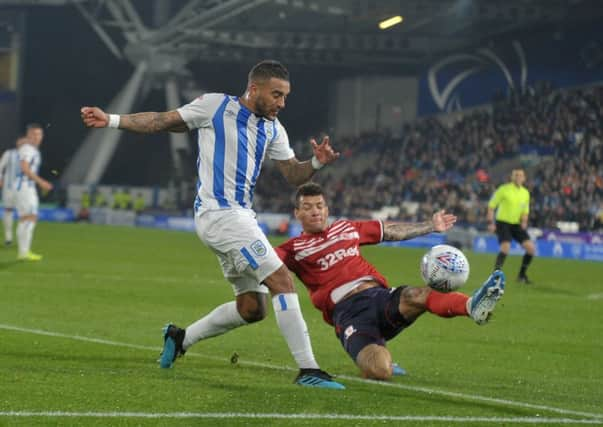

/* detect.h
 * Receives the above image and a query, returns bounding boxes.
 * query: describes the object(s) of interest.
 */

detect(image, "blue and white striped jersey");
[0,149,20,192]
[16,144,41,190]
[178,93,295,214]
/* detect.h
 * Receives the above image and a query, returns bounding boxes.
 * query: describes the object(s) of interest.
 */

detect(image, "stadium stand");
[254,83,603,231]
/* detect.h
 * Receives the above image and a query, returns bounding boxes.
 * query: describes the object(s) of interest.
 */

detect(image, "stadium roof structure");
[1,0,601,184]
[3,0,601,69]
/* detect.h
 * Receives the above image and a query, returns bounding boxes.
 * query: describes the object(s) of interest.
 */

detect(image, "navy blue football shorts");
[332,286,414,361]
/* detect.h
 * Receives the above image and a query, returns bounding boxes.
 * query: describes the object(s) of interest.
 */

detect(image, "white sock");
[183,301,247,350]
[16,221,28,257]
[3,210,13,242]
[272,293,319,370]
[27,221,36,252]
[24,221,36,254]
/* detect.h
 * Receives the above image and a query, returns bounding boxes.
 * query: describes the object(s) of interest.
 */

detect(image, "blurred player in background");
[80,60,345,389]
[487,169,536,284]
[0,136,27,246]
[15,123,53,261]
[276,183,505,380]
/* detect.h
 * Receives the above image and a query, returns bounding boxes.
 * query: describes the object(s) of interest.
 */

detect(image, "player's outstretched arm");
[80,107,188,133]
[383,210,456,241]
[275,135,340,186]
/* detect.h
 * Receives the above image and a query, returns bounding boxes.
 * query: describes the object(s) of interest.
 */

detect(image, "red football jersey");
[276,219,389,324]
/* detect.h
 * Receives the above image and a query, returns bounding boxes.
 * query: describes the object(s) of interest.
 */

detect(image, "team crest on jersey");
[265,125,274,140]
[250,240,267,257]
[344,325,357,340]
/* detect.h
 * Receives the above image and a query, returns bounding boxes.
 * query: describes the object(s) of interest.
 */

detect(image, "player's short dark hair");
[25,123,43,131]
[295,182,324,207]
[248,60,289,83]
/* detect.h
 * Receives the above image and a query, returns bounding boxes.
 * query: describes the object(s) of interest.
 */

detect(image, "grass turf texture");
[0,222,601,426]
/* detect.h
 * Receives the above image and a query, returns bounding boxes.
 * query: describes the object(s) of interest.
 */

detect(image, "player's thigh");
[398,286,430,322]
[2,190,16,208]
[511,225,532,248]
[213,250,270,296]
[195,210,282,292]
[495,221,512,244]
[16,188,38,218]
[332,292,384,362]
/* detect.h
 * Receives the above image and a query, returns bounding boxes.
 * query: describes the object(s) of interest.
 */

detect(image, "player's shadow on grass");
[0,260,20,270]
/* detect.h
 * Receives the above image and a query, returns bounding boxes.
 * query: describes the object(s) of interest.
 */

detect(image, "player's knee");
[236,293,268,323]
[400,286,429,306]
[263,265,295,295]
[399,286,429,320]
[363,363,393,381]
[357,345,393,381]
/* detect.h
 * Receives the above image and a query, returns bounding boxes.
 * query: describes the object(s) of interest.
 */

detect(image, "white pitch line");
[1,323,602,421]
[587,293,603,300]
[0,411,601,424]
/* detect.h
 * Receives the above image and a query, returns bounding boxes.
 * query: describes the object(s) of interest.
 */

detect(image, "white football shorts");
[194,209,282,295]
[15,187,39,217]
[2,189,16,209]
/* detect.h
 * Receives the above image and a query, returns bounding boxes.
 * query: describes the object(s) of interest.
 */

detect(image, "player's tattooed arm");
[383,221,434,241]
[119,111,188,133]
[383,210,457,241]
[275,157,316,186]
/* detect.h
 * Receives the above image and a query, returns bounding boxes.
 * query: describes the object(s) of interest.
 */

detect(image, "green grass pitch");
[0,222,602,426]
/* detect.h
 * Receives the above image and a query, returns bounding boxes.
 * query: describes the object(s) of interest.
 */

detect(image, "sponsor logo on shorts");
[251,240,267,257]
[344,325,357,340]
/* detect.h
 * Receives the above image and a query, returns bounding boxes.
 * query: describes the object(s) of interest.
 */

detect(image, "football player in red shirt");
[276,183,505,380]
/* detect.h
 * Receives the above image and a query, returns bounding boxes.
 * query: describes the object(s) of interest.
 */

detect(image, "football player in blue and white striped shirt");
[0,136,27,245]
[81,60,344,389]
[15,124,53,261]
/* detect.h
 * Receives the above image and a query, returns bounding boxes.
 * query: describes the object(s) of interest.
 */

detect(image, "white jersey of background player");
[0,137,26,245]
[80,60,345,388]
[15,124,53,261]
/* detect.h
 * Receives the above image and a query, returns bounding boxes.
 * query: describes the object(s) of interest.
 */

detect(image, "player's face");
[295,194,329,234]
[250,78,290,121]
[26,128,44,146]
[512,170,525,186]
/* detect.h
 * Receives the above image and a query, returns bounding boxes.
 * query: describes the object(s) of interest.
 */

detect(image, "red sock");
[425,290,469,318]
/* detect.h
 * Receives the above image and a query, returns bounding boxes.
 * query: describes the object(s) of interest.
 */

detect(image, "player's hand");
[432,210,456,232]
[80,106,109,128]
[310,135,340,166]
[39,179,53,192]
[487,222,496,233]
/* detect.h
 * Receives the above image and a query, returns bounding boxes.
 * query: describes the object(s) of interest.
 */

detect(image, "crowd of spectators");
[254,82,603,232]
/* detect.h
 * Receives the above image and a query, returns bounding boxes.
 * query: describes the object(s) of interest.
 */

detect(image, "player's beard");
[254,98,278,120]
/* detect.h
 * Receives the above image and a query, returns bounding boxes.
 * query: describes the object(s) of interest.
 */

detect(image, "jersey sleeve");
[488,186,503,209]
[275,240,296,271]
[350,220,383,245]
[177,93,223,130]
[266,120,295,161]
[18,145,36,164]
